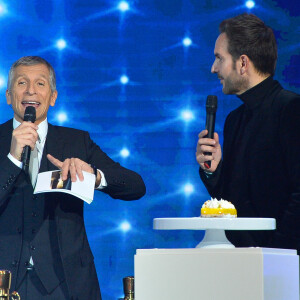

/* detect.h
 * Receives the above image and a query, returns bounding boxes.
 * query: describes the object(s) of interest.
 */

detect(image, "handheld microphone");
[204,95,218,169]
[21,106,36,174]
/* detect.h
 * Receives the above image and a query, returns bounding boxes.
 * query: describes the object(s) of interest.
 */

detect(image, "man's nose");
[26,83,36,95]
[211,61,217,73]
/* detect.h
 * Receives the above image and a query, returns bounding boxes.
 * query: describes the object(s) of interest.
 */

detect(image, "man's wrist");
[8,153,23,168]
[91,165,101,187]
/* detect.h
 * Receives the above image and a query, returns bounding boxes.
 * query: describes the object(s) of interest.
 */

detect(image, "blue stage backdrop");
[0,0,299,299]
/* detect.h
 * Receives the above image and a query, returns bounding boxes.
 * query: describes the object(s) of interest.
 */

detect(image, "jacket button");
[17,227,22,234]
[30,245,35,251]
[11,260,18,267]
[32,212,37,217]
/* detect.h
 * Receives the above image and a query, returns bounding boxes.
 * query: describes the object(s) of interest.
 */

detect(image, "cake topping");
[202,198,235,209]
[201,198,237,218]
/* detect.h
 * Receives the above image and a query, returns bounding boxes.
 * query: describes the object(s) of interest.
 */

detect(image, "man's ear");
[239,55,250,75]
[6,90,11,105]
[50,90,58,107]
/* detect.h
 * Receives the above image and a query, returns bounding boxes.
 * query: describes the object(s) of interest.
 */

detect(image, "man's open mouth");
[22,101,40,108]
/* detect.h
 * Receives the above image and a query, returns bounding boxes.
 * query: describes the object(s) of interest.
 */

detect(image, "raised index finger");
[47,154,63,169]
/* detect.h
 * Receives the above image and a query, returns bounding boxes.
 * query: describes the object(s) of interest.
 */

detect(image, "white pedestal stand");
[134,217,299,300]
[153,217,276,248]
[135,247,299,300]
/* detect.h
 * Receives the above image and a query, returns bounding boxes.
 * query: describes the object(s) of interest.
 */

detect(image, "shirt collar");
[237,76,274,110]
[13,117,48,144]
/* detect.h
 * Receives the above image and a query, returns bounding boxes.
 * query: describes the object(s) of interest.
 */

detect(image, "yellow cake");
[201,198,237,218]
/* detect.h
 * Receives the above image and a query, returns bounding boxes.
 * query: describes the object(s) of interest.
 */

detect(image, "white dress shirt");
[7,118,107,189]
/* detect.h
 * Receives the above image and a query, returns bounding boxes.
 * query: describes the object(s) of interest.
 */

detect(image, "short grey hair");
[7,56,56,92]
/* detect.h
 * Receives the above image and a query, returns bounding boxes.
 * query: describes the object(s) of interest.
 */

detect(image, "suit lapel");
[0,120,14,158]
[40,123,65,173]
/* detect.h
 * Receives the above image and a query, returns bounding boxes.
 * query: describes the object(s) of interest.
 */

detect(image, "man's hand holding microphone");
[10,106,100,186]
[196,95,222,173]
[196,129,221,172]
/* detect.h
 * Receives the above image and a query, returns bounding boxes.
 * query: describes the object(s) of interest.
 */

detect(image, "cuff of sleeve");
[95,169,107,190]
[7,153,23,169]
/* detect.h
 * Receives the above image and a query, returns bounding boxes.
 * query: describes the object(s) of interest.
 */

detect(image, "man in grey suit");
[0,56,146,299]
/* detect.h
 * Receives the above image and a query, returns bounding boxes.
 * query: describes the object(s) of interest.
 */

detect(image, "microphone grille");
[24,106,36,123]
[206,95,218,113]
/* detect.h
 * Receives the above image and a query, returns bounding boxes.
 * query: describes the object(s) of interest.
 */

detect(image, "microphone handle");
[21,106,36,174]
[204,112,216,168]
[22,146,31,174]
[206,112,215,138]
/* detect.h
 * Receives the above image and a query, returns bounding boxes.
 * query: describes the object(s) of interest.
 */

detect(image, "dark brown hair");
[219,13,277,76]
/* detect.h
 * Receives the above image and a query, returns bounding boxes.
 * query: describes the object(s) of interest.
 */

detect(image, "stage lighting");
[120,221,131,232]
[57,112,67,123]
[0,3,7,16]
[120,148,130,158]
[181,109,194,122]
[118,1,129,12]
[245,0,255,9]
[56,39,67,50]
[183,183,194,196]
[120,75,129,85]
[182,37,192,47]
[0,75,5,89]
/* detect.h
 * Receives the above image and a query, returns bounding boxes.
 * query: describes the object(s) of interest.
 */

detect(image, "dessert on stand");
[141,200,298,300]
[154,198,276,248]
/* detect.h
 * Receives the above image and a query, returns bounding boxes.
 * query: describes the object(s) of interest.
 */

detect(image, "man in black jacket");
[196,14,300,253]
[0,56,146,299]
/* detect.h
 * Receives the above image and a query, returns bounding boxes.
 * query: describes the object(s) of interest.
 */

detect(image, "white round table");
[153,217,276,248]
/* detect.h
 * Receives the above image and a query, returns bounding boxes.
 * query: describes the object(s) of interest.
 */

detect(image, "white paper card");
[34,170,95,204]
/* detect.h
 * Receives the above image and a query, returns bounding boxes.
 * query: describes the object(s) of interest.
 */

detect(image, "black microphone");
[21,106,36,174]
[204,95,218,169]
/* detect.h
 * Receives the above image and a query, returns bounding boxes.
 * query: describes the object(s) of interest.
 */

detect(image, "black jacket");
[0,120,146,299]
[200,77,300,253]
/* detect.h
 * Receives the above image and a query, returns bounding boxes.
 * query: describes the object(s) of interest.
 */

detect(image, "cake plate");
[153,217,276,248]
